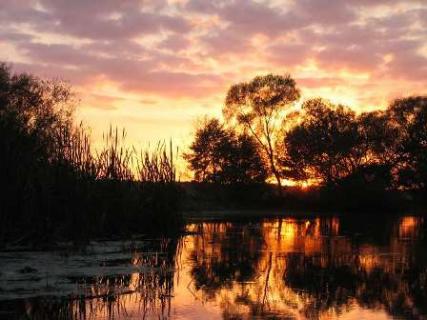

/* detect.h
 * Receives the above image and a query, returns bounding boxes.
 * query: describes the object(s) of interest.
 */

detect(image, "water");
[0,214,426,319]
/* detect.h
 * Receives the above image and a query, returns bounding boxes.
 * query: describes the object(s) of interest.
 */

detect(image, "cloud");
[0,0,426,103]
[198,28,252,55]
[159,34,191,52]
[293,0,355,25]
[268,42,312,66]
[32,1,190,40]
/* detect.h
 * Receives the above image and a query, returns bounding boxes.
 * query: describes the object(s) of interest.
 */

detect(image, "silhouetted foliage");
[0,63,79,243]
[0,64,183,245]
[387,96,427,190]
[224,74,300,188]
[357,110,399,167]
[183,73,427,209]
[185,118,267,184]
[282,98,361,185]
[232,134,268,184]
[2,62,427,243]
[281,98,405,193]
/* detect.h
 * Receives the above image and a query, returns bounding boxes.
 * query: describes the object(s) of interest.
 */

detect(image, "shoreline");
[183,209,425,222]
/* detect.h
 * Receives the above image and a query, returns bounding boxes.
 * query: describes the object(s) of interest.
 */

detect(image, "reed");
[137,140,177,183]
[97,126,134,181]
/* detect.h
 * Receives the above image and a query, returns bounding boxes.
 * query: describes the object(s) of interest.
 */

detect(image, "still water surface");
[0,214,426,319]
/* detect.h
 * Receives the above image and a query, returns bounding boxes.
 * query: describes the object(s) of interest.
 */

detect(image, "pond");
[0,214,426,319]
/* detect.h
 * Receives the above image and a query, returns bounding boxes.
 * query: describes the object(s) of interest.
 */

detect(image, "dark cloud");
[219,0,300,36]
[19,43,101,67]
[0,0,190,40]
[386,52,427,82]
[0,31,33,42]
[198,28,252,55]
[268,41,313,66]
[159,34,191,52]
[293,0,355,25]
[186,0,301,36]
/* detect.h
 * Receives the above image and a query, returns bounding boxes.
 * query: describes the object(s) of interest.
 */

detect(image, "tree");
[185,118,267,184]
[231,134,268,184]
[386,96,427,190]
[357,110,399,166]
[223,74,300,188]
[282,98,361,185]
[282,98,408,190]
[0,63,78,241]
[0,63,76,162]
[184,118,231,183]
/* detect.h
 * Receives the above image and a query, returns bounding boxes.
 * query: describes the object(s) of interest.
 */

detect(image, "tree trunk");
[268,154,282,195]
[265,136,282,195]
[272,166,283,195]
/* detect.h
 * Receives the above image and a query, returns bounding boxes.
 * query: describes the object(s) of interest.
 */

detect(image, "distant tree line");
[186,74,427,197]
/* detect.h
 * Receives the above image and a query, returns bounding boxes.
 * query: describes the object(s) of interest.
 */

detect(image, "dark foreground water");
[0,214,426,319]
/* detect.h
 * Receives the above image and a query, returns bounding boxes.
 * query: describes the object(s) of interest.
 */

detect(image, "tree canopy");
[387,96,427,190]
[185,73,427,196]
[282,98,360,184]
[184,118,267,184]
[223,74,300,188]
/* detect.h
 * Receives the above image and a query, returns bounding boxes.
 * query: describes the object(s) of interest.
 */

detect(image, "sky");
[1,0,427,168]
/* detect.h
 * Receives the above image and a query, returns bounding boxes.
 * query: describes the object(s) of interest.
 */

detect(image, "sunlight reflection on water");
[0,214,426,320]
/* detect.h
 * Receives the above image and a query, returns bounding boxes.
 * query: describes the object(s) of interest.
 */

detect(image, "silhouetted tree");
[0,63,78,241]
[0,63,75,159]
[184,118,231,182]
[223,74,300,188]
[387,96,427,190]
[185,118,267,184]
[358,110,399,166]
[281,97,423,194]
[282,99,360,185]
[230,134,268,184]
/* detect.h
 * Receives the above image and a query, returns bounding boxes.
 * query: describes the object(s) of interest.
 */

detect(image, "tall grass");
[136,141,183,232]
[97,126,134,181]
[0,121,183,246]
[138,141,177,183]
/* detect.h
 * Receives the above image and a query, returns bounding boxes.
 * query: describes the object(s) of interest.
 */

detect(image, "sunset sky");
[1,0,427,162]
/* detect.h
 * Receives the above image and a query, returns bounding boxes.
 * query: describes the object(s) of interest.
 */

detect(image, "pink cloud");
[0,0,426,102]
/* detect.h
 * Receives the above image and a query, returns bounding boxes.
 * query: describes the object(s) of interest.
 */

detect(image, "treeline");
[0,64,182,246]
[185,74,427,210]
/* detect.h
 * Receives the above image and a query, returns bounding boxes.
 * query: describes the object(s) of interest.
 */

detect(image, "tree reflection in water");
[188,216,427,320]
[1,215,426,320]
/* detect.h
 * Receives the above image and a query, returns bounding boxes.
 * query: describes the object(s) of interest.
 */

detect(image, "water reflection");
[1,215,426,319]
